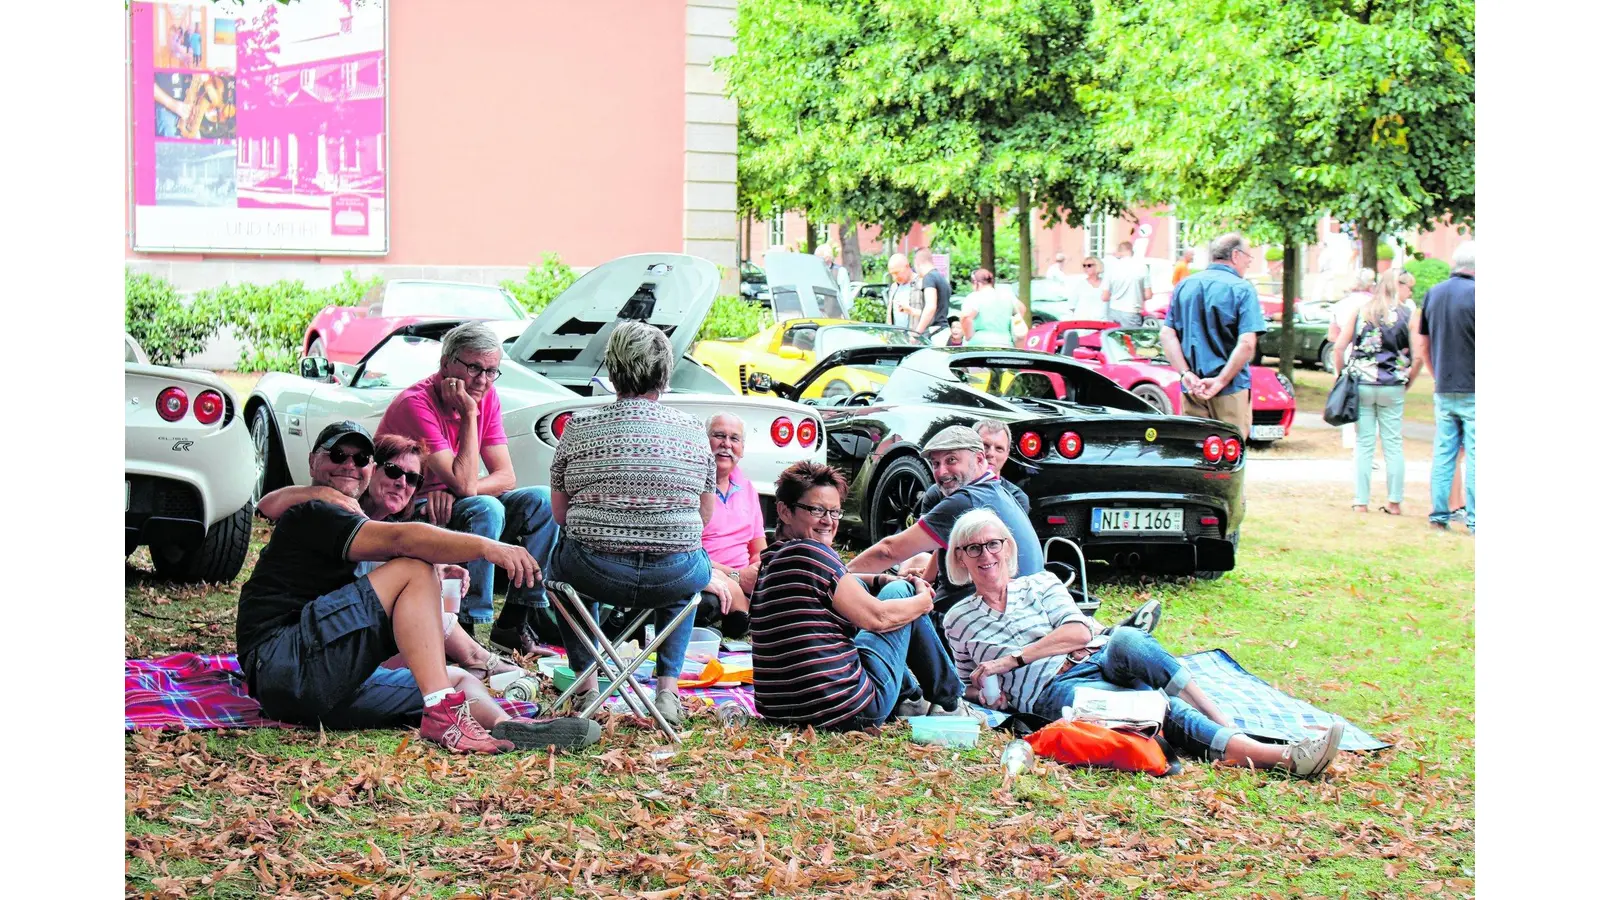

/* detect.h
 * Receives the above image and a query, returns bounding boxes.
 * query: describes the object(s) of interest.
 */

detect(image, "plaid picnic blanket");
[125,649,1381,750]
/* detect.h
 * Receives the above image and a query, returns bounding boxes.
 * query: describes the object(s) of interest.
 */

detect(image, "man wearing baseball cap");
[846,425,1045,618]
[236,421,599,755]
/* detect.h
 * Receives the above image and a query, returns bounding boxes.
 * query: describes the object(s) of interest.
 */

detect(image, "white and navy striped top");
[749,539,874,727]
[942,571,1103,713]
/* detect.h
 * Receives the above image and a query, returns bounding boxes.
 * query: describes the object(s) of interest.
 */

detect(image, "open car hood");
[505,253,720,384]
[763,251,847,322]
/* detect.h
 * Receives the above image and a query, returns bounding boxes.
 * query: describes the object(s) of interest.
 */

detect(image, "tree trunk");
[803,213,817,255]
[1017,189,1032,325]
[1279,243,1299,381]
[743,213,753,263]
[978,203,996,274]
[839,216,863,280]
[1358,223,1378,272]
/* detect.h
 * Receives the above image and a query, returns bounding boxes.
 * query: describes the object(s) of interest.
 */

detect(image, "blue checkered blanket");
[1177,648,1388,751]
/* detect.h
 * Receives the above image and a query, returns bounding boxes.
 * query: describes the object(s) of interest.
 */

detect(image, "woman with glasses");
[547,321,729,727]
[747,461,977,730]
[943,509,1344,779]
[256,434,525,685]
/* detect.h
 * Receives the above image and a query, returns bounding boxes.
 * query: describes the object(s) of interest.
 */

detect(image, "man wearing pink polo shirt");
[377,322,559,657]
[698,413,767,638]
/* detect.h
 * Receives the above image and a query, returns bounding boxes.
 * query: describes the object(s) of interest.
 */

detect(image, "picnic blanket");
[125,649,1384,750]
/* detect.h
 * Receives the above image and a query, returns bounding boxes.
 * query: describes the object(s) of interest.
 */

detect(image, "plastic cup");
[980,674,1001,707]
[441,579,463,615]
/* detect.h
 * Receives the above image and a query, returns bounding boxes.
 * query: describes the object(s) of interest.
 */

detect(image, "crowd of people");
[234,316,1349,777]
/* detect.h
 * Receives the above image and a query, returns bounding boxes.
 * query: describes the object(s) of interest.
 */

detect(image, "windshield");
[354,333,552,394]
[816,325,927,356]
[379,282,526,320]
[1053,327,1145,363]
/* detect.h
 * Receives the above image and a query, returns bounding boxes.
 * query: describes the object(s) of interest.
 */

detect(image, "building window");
[767,213,786,249]
[1173,217,1197,257]
[1083,216,1107,260]
[814,222,831,249]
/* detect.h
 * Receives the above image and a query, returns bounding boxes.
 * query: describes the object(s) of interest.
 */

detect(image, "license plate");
[125,481,131,512]
[1250,424,1285,440]
[1091,507,1184,534]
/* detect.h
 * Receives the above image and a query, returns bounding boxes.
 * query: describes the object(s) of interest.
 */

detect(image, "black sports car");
[748,346,1247,577]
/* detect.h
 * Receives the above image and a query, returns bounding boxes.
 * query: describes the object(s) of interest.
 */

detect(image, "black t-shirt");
[236,501,369,658]
[921,268,952,330]
[916,474,1044,612]
[1418,274,1475,393]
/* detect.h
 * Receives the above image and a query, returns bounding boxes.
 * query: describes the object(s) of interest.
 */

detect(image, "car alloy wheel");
[1319,342,1335,373]
[869,456,932,544]
[307,336,326,359]
[1131,383,1171,415]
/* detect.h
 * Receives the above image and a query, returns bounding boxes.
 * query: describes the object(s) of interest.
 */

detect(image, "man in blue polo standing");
[1414,241,1475,534]
[1158,232,1267,441]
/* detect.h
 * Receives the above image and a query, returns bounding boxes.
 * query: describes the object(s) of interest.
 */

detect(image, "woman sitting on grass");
[747,461,979,730]
[942,509,1343,779]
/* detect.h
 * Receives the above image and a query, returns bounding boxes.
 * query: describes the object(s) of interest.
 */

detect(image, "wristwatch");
[1011,653,1026,669]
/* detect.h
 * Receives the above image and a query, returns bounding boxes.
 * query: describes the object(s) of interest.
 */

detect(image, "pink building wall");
[126,0,687,268]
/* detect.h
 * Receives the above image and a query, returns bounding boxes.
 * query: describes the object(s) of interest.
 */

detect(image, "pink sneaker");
[419,692,512,754]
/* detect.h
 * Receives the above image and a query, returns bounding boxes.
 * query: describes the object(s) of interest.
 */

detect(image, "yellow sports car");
[691,318,929,400]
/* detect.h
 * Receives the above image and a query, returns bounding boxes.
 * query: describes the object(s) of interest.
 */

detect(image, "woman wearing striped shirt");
[748,462,972,729]
[943,509,1344,779]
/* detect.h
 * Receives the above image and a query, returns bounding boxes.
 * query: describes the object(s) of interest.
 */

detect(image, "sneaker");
[930,698,989,723]
[894,698,932,718]
[567,688,602,716]
[492,715,601,750]
[1451,507,1467,523]
[419,692,513,754]
[1118,599,1162,636]
[655,691,684,727]
[1286,721,1343,779]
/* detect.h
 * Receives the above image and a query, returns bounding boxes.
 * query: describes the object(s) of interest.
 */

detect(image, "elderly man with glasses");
[376,322,560,658]
[696,413,768,637]
[1158,232,1268,440]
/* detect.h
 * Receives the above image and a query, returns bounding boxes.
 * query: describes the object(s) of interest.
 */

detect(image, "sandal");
[1381,504,1402,516]
[1351,505,1368,513]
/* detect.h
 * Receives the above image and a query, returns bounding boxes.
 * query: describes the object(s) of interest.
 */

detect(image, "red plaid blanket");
[125,653,755,731]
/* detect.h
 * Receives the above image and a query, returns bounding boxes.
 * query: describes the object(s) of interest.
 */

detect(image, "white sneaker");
[930,699,989,723]
[894,698,932,718]
[1287,721,1344,779]
[1118,599,1163,636]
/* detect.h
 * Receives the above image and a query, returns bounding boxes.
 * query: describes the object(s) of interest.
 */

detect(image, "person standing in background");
[1414,241,1475,534]
[1101,242,1152,328]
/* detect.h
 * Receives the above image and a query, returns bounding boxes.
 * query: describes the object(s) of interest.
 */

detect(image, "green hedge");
[1404,257,1451,299]
[851,293,887,325]
[124,269,221,366]
[500,253,578,315]
[697,295,772,342]
[196,271,380,372]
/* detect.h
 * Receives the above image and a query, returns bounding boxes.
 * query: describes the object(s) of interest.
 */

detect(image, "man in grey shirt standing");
[1100,241,1152,328]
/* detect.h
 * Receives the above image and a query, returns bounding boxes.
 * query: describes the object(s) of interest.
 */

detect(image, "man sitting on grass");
[236,421,599,754]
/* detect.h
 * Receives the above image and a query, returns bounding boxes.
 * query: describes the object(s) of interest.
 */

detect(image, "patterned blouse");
[549,398,717,553]
[1347,304,1413,386]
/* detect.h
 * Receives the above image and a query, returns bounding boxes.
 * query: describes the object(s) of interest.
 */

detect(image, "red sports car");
[1142,291,1284,327]
[302,279,533,365]
[1021,319,1295,443]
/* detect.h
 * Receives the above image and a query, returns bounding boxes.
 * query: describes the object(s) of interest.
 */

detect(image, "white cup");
[441,579,463,615]
[980,674,1001,707]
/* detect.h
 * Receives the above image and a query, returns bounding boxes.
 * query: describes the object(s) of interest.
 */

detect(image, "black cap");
[313,420,375,455]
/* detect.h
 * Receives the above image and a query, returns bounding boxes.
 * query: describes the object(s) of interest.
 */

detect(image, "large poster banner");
[129,0,388,254]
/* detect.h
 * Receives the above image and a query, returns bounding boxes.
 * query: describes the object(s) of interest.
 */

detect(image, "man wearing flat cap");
[846,425,1044,618]
[236,421,597,755]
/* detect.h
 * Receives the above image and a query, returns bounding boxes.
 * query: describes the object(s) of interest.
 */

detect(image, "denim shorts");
[243,576,424,728]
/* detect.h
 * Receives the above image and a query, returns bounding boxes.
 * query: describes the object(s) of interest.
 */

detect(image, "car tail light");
[1057,431,1084,459]
[1200,515,1220,526]
[193,390,225,425]
[156,387,188,422]
[771,417,794,447]
[1222,437,1241,462]
[796,418,817,447]
[1018,431,1043,459]
[551,411,573,440]
[1202,435,1223,463]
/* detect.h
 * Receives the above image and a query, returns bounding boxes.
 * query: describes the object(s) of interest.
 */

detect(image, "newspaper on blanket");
[1064,688,1168,738]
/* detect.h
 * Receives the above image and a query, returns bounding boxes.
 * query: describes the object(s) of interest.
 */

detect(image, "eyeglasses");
[452,356,502,382]
[957,537,1008,558]
[1081,262,1096,269]
[1233,249,1254,262]
[709,431,744,444]
[380,462,423,488]
[324,447,372,467]
[790,501,844,521]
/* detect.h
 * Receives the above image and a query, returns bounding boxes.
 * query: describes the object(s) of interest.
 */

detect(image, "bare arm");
[830,574,933,633]
[846,525,941,575]
[960,306,977,339]
[1404,309,1425,386]
[257,485,357,521]
[1331,307,1358,377]
[1158,325,1188,375]
[475,444,519,498]
[914,288,938,334]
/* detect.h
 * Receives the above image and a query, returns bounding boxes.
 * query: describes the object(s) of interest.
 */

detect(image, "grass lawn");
[1290,369,1437,427]
[126,477,1474,898]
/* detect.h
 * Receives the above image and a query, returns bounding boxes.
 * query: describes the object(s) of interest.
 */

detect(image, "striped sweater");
[749,539,873,727]
[942,571,1103,714]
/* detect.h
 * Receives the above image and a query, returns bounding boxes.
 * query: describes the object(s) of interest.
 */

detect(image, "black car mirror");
[747,371,774,393]
[300,356,334,381]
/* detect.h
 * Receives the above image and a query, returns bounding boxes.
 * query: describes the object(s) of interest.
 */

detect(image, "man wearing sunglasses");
[377,322,560,657]
[237,422,597,753]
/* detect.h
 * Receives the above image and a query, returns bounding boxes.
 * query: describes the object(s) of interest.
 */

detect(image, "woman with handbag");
[1331,270,1421,515]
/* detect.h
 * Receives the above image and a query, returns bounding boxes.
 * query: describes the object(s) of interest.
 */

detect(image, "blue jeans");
[1028,628,1240,760]
[428,486,560,624]
[1355,384,1407,506]
[843,580,965,729]
[1430,393,1475,528]
[549,539,710,681]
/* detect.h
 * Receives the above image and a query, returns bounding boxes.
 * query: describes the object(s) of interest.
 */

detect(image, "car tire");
[1193,529,1239,581]
[867,455,933,545]
[307,335,326,359]
[250,406,289,506]
[1318,342,1335,373]
[1131,383,1171,415]
[151,502,253,584]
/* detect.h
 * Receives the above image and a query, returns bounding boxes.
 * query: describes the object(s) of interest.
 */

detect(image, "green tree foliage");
[696,296,774,342]
[500,253,579,315]
[1404,257,1450,298]
[198,271,379,372]
[125,269,221,366]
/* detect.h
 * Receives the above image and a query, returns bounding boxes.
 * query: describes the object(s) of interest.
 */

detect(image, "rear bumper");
[125,475,208,550]
[1030,490,1240,573]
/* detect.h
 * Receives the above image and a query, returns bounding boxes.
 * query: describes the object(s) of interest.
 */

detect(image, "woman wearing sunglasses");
[256,434,525,684]
[746,461,979,731]
[942,509,1344,779]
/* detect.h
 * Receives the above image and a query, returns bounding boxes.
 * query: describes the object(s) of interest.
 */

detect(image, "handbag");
[1323,368,1361,426]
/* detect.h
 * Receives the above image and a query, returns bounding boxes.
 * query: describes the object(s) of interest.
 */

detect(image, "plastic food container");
[551,660,653,694]
[685,627,722,662]
[906,716,981,748]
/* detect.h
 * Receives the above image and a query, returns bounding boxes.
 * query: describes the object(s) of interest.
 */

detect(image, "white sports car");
[246,254,826,522]
[125,334,257,583]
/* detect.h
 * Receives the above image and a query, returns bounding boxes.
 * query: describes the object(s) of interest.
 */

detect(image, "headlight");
[1275,372,1295,396]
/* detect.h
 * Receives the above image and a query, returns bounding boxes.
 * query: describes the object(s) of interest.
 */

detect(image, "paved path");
[1247,457,1433,484]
